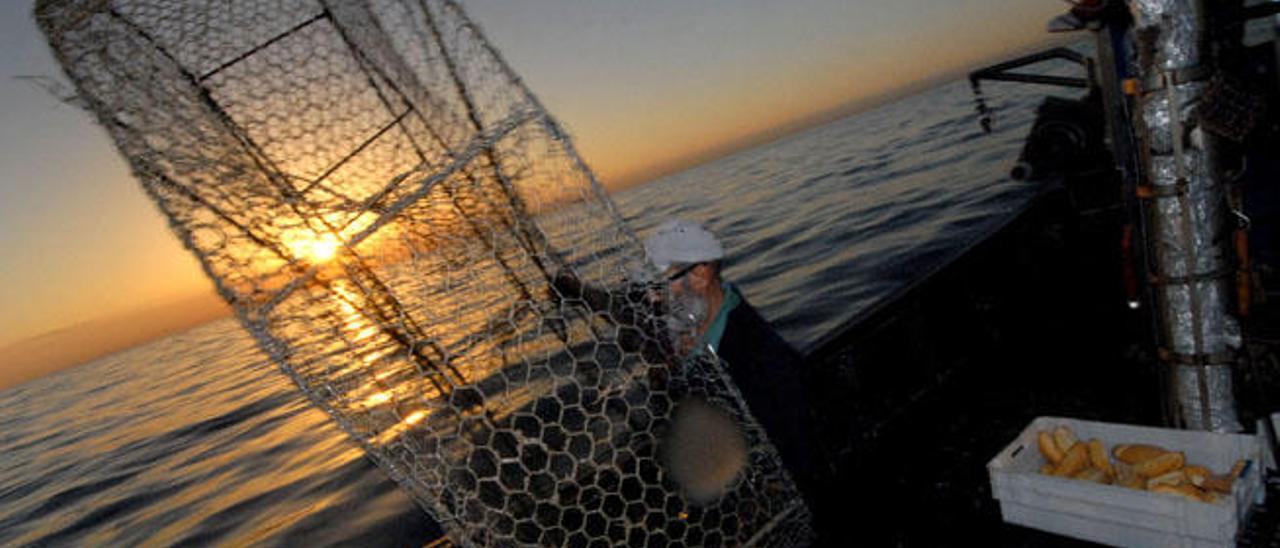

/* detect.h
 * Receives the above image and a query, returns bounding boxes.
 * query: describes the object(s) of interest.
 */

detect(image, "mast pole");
[1129,0,1242,431]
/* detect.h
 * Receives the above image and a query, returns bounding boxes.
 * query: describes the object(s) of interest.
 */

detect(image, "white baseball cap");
[643,219,724,272]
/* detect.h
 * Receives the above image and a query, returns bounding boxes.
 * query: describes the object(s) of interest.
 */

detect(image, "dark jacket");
[715,294,814,490]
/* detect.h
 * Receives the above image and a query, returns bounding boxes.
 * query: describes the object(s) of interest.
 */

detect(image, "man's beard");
[669,291,710,356]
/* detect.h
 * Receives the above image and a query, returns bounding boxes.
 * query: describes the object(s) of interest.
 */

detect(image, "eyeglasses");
[665,263,699,282]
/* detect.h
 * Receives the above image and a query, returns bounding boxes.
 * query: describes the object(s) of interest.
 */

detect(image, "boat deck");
[802,172,1280,546]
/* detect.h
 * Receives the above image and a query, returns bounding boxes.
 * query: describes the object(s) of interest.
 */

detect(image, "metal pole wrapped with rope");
[1129,0,1242,432]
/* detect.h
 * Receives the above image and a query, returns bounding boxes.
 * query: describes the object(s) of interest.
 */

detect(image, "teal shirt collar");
[699,281,741,356]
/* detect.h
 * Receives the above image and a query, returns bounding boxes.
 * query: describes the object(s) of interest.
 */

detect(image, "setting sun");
[286,231,342,264]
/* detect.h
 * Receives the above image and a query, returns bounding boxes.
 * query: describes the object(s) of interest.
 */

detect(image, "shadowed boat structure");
[801,2,1280,542]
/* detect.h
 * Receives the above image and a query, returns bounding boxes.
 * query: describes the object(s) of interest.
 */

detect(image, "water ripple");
[0,72,1082,544]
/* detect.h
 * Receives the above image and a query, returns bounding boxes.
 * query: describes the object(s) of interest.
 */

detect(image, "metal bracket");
[1157,347,1239,366]
[1141,65,1213,93]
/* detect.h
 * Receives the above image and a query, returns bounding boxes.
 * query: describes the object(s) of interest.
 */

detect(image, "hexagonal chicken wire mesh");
[36,0,813,545]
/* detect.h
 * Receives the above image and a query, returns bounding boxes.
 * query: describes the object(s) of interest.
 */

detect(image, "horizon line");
[602,34,1077,191]
[2,33,1082,390]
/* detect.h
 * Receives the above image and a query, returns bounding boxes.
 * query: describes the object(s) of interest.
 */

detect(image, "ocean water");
[0,75,1077,546]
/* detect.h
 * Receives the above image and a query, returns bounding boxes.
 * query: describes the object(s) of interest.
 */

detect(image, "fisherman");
[549,219,815,495]
[641,219,815,492]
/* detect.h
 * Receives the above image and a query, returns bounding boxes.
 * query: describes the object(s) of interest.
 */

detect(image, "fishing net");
[35,0,813,545]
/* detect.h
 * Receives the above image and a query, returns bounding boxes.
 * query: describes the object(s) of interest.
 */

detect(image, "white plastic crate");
[988,416,1267,548]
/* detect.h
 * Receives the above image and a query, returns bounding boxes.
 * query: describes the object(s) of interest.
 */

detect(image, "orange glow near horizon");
[1,0,1071,385]
[502,3,1066,189]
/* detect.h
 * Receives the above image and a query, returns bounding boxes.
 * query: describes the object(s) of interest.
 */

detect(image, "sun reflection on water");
[286,230,599,450]
[374,409,430,445]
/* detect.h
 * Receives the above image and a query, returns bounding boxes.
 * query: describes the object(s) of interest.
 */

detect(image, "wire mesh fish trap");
[35,0,813,545]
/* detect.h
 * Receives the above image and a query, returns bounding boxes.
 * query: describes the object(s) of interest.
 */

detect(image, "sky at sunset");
[0,0,1067,387]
